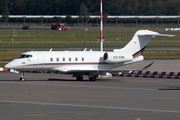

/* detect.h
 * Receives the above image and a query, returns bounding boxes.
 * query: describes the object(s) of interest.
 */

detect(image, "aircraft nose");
[4,63,11,69]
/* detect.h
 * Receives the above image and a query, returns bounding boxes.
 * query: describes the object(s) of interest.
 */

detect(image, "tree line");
[1,0,180,22]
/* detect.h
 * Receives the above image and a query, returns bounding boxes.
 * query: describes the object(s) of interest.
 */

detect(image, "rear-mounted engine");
[103,52,133,63]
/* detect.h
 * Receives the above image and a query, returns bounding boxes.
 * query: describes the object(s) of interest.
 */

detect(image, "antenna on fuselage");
[49,48,53,51]
[100,0,104,52]
[83,48,87,51]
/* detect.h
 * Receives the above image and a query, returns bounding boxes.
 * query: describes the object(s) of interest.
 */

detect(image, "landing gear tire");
[76,76,83,81]
[20,77,25,81]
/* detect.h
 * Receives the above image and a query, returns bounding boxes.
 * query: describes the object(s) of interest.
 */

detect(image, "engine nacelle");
[103,52,133,63]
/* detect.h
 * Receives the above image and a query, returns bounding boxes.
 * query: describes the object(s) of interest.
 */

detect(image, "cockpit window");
[26,55,32,58]
[16,54,33,59]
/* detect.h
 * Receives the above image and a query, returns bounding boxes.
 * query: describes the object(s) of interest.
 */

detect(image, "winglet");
[140,60,155,71]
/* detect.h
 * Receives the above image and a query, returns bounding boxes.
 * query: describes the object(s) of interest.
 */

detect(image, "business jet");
[4,30,174,81]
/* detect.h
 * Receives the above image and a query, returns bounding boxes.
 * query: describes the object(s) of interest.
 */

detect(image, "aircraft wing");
[66,60,155,75]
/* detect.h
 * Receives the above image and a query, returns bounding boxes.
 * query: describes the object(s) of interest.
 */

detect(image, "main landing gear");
[76,75,83,81]
[73,74,97,81]
[89,77,96,81]
[19,71,25,81]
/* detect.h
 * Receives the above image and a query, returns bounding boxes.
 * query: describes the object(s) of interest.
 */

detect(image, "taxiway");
[0,70,180,120]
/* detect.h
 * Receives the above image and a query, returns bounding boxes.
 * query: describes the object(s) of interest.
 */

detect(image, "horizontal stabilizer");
[138,33,175,37]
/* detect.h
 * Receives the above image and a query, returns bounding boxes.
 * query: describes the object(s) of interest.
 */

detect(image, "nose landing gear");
[19,71,25,81]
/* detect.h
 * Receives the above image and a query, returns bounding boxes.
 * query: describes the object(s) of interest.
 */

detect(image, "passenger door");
[37,54,44,70]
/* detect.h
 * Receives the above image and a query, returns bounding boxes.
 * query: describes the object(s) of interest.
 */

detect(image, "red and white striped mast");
[100,0,104,51]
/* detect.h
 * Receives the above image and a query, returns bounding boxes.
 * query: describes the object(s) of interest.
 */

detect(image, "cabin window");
[75,57,78,61]
[57,57,59,61]
[63,57,65,61]
[50,58,53,62]
[69,57,71,61]
[82,57,84,61]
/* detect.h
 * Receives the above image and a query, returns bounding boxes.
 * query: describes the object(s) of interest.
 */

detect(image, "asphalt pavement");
[0,60,180,120]
[0,73,180,120]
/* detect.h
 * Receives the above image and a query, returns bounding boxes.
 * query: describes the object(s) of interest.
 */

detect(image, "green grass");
[0,63,6,67]
[0,30,179,47]
[0,50,27,61]
[143,50,180,59]
[0,31,129,47]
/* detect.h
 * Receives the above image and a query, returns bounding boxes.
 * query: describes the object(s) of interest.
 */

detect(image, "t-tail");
[104,30,174,64]
[114,30,174,58]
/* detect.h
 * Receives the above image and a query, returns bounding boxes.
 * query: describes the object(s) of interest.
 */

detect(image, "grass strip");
[0,30,179,47]
[143,50,180,59]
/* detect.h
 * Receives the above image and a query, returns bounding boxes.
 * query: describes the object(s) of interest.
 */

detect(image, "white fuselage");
[5,51,127,73]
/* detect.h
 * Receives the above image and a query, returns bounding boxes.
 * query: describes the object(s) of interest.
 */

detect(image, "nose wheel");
[19,71,25,81]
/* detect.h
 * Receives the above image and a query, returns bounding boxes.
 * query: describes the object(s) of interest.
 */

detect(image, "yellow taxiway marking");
[0,90,29,95]
[135,118,157,120]
[0,104,16,106]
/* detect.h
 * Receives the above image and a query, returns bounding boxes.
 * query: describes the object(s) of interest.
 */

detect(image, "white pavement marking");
[0,100,180,114]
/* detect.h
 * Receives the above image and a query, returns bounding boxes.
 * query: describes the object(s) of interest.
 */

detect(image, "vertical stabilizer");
[114,30,174,58]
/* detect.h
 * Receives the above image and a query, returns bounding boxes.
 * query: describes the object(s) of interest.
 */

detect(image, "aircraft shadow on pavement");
[48,78,114,82]
[158,86,180,91]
